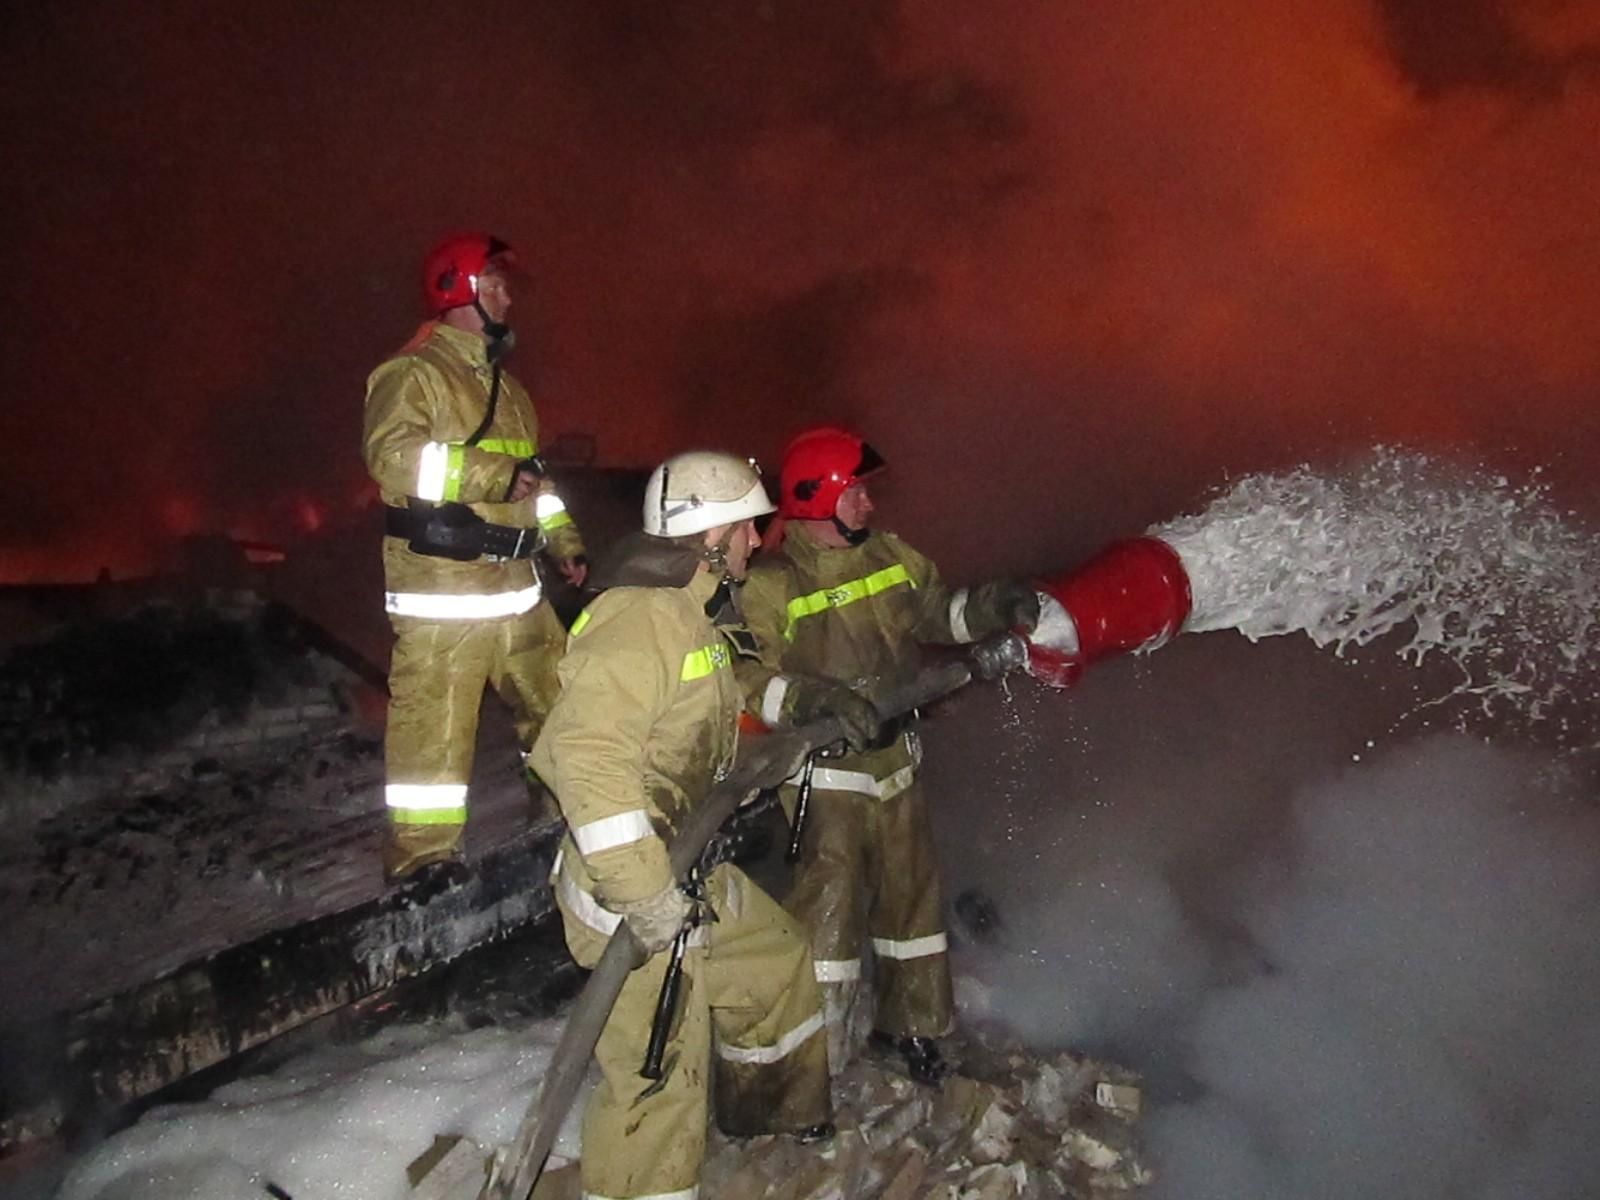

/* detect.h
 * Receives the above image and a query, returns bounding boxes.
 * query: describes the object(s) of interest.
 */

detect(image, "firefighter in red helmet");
[739,427,1041,1081]
[362,232,588,882]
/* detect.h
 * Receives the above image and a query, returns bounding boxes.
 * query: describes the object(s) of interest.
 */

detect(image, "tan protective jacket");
[739,524,997,721]
[363,322,584,615]
[530,569,740,907]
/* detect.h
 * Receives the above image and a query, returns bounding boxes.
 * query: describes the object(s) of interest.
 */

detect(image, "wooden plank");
[412,1137,490,1200]
[0,825,562,1150]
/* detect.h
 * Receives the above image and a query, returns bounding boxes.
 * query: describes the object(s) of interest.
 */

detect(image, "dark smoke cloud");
[2,0,1597,582]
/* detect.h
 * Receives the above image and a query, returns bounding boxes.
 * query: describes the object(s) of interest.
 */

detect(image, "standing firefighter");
[530,451,832,1200]
[740,427,1040,1082]
[363,232,587,882]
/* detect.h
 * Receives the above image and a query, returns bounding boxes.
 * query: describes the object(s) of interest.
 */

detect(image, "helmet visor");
[854,441,886,479]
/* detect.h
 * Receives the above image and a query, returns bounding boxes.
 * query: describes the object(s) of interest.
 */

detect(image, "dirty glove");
[965,579,1041,637]
[783,675,883,752]
[613,884,693,954]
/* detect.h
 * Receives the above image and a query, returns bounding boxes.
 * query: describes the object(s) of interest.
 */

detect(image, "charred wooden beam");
[0,826,562,1151]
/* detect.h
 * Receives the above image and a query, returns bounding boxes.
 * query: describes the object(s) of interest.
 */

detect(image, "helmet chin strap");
[702,527,735,573]
[832,515,871,546]
[473,298,515,361]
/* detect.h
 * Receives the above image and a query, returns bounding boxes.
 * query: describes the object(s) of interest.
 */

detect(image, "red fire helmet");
[777,426,887,520]
[421,231,516,315]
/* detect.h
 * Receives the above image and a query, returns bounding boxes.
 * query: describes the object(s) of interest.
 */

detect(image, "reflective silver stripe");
[571,810,656,856]
[558,869,621,935]
[557,866,708,946]
[716,1010,825,1065]
[584,1189,698,1200]
[385,584,542,620]
[813,958,862,983]
[760,676,790,726]
[416,441,451,502]
[872,932,948,961]
[809,764,916,801]
[535,493,567,518]
[948,587,973,643]
[385,783,468,810]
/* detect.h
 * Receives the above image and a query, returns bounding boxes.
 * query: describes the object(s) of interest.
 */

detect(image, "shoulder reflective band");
[681,641,733,681]
[570,609,593,636]
[783,563,915,640]
[535,491,574,531]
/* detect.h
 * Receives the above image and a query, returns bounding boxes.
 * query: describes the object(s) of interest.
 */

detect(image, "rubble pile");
[0,592,388,1025]
[698,1035,1149,1200]
[0,591,376,823]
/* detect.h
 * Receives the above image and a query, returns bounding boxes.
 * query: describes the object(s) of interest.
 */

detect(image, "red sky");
[3,0,1597,581]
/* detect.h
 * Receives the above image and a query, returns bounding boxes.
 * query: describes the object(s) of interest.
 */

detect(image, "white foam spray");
[1154,448,1600,741]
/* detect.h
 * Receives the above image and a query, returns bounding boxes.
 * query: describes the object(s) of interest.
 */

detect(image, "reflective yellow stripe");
[474,438,536,456]
[681,641,732,681]
[441,444,467,502]
[784,563,915,640]
[432,439,534,502]
[389,806,467,826]
[538,509,575,531]
[570,609,592,636]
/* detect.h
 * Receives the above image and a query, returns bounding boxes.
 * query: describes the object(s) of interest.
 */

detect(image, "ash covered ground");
[0,592,545,1026]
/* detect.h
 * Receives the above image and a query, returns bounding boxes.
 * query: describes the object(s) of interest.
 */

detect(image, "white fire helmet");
[643,450,775,537]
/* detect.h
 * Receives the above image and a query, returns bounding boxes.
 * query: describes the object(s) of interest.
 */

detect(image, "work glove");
[966,578,1041,637]
[783,675,883,752]
[612,884,693,954]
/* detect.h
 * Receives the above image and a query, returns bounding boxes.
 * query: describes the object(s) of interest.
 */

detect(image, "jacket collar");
[783,520,866,566]
[428,321,490,365]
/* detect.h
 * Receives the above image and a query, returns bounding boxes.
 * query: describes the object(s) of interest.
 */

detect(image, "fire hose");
[480,632,1029,1200]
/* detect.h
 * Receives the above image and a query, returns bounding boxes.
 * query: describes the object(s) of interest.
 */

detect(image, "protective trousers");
[382,600,566,878]
[556,861,831,1200]
[782,758,953,1070]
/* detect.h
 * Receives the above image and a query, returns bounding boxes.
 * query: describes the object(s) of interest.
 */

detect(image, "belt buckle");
[484,528,528,564]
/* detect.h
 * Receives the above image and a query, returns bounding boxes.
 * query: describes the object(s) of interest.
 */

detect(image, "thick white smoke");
[1146,736,1600,1199]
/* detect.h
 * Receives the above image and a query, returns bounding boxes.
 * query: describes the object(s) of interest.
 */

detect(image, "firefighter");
[530,451,833,1200]
[363,232,588,882]
[739,427,1040,1082]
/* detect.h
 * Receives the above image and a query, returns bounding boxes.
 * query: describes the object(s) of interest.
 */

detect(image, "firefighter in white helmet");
[363,232,588,882]
[530,451,832,1200]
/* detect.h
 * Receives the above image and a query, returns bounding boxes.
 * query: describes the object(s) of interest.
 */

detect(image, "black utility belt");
[384,502,546,562]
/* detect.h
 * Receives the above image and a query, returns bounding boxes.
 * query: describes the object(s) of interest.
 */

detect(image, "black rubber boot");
[869,1030,948,1086]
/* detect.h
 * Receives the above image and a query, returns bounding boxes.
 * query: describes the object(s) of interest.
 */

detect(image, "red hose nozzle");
[1025,536,1192,688]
